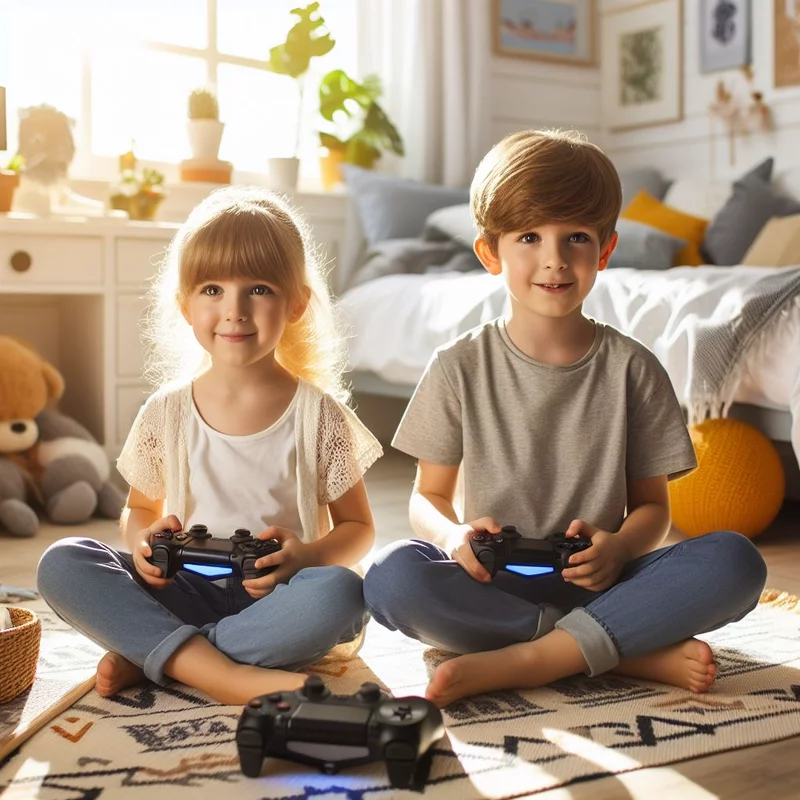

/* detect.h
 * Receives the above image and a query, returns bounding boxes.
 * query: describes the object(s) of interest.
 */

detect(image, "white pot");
[266,157,300,192]
[187,119,225,160]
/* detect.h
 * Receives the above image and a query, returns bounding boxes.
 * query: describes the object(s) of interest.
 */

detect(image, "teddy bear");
[0,336,126,537]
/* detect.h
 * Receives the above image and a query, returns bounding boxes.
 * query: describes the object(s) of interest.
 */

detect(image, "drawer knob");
[10,250,32,273]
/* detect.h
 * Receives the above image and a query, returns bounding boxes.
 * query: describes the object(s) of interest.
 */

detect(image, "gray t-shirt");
[392,319,697,538]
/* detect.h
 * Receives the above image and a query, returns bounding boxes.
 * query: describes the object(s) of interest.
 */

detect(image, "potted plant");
[187,87,224,161]
[317,69,404,190]
[109,150,166,221]
[265,1,335,190]
[0,153,22,213]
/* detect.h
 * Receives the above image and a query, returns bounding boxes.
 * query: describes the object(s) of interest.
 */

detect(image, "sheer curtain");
[358,0,491,187]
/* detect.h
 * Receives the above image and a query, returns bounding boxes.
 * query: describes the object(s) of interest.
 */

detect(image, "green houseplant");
[317,69,403,189]
[264,2,335,189]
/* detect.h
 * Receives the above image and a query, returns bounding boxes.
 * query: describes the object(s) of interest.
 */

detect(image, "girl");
[38,187,383,705]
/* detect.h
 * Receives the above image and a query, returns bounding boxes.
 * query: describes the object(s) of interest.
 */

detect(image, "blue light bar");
[506,564,555,577]
[184,563,233,578]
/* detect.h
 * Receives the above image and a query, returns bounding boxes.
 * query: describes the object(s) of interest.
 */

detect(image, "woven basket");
[0,607,41,704]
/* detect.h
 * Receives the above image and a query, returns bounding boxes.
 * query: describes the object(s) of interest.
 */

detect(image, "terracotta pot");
[0,170,20,213]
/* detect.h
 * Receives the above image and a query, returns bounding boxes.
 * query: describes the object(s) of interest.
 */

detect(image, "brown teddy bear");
[0,336,125,537]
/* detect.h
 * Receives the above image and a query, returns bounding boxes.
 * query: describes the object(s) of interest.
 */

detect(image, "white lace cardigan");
[116,379,384,543]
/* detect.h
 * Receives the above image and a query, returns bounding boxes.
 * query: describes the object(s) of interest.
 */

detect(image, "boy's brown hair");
[471,129,623,254]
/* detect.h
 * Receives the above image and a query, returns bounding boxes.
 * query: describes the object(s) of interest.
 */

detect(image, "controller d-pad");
[155,531,172,539]
[378,701,427,723]
[175,533,189,541]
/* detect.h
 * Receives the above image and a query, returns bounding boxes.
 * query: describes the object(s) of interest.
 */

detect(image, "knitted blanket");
[687,266,800,423]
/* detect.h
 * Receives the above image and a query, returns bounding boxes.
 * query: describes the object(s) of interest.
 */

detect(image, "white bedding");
[340,266,800,464]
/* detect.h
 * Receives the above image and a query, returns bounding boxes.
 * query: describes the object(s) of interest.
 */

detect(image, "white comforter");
[340,266,800,463]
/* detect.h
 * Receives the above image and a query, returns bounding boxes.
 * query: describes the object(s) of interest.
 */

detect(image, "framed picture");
[775,0,800,87]
[601,0,683,131]
[492,0,596,66]
[700,0,751,73]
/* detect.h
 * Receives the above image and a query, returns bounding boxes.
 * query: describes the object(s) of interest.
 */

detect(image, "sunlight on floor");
[4,758,48,798]
[543,728,719,799]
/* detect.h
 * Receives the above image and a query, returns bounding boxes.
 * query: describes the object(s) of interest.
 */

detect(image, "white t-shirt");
[184,389,303,541]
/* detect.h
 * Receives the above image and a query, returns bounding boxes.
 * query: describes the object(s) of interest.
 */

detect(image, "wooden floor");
[3,447,800,798]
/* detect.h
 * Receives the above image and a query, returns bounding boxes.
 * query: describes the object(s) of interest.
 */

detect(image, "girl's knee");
[37,537,103,604]
[363,539,430,607]
[705,530,767,597]
[294,565,364,620]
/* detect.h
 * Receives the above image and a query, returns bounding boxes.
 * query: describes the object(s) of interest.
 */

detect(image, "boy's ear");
[598,231,618,271]
[474,236,502,275]
[289,285,311,323]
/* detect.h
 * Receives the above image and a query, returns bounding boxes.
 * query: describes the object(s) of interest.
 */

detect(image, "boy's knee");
[364,539,433,609]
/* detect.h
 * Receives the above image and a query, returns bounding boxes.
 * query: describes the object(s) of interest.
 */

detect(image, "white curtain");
[358,0,492,187]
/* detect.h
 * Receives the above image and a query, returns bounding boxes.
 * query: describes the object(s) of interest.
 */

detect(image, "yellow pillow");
[742,214,800,266]
[621,190,708,266]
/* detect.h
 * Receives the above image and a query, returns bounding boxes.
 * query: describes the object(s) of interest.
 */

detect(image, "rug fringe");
[759,588,800,613]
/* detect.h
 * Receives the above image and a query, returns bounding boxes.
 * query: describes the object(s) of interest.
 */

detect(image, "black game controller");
[147,524,280,581]
[236,675,445,789]
[470,525,592,578]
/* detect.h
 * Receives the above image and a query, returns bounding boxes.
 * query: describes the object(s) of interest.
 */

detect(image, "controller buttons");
[175,533,188,541]
[472,533,488,543]
[248,698,263,708]
[393,704,413,720]
[268,693,282,703]
[494,536,504,543]
[155,531,173,539]
[276,701,292,711]
[357,682,381,703]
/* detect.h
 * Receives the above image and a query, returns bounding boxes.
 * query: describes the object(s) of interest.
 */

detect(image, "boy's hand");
[560,519,628,592]
[450,516,502,583]
[132,514,182,589]
[242,526,312,599]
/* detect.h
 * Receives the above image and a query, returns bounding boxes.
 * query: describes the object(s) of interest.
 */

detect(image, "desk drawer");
[0,234,103,286]
[116,238,169,286]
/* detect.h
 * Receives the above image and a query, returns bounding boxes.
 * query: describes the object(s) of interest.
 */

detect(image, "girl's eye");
[570,233,591,244]
[251,285,274,296]
[201,285,221,296]
[520,232,539,244]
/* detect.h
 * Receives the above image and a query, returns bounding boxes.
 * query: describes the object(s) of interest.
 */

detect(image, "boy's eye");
[519,232,539,244]
[569,233,591,244]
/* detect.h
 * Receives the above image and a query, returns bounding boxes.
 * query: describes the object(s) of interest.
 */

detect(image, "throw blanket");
[687,266,800,423]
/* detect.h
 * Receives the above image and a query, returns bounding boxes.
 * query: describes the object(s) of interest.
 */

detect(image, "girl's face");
[181,276,304,372]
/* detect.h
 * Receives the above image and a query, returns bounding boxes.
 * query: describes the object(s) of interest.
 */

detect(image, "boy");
[363,130,767,709]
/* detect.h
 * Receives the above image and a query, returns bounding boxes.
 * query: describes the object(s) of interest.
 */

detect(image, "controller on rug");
[470,525,592,578]
[236,675,445,789]
[146,524,280,580]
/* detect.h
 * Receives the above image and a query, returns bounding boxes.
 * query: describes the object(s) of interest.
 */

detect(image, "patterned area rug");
[2,591,800,799]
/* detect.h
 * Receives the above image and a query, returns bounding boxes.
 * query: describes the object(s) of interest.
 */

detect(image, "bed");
[335,163,800,490]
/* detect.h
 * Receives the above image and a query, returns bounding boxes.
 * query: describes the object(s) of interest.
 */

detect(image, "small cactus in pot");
[186,87,224,160]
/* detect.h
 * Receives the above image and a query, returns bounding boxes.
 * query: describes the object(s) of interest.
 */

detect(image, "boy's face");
[474,222,617,321]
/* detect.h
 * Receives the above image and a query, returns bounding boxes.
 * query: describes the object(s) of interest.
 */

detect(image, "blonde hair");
[144,186,349,401]
[471,129,622,254]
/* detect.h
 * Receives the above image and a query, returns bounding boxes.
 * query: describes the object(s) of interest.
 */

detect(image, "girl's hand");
[560,519,628,592]
[450,516,502,583]
[241,526,312,599]
[132,514,182,589]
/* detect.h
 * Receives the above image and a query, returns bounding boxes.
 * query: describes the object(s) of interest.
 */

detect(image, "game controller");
[147,524,280,580]
[470,525,592,577]
[236,676,445,789]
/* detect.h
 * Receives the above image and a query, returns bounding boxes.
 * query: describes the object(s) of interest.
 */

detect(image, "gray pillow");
[702,158,800,266]
[608,219,687,270]
[619,167,670,204]
[423,203,476,245]
[342,165,469,247]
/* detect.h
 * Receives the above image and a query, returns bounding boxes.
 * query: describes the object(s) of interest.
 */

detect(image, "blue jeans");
[363,531,767,675]
[37,537,366,685]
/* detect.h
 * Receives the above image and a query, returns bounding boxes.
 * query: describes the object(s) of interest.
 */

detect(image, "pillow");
[662,179,733,220]
[423,203,476,245]
[703,163,800,266]
[342,165,469,247]
[619,167,670,203]
[621,190,708,266]
[741,214,800,266]
[607,219,687,270]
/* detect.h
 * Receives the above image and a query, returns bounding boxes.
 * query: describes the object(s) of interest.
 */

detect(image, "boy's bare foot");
[614,639,716,693]
[212,665,308,706]
[425,629,587,708]
[96,652,146,697]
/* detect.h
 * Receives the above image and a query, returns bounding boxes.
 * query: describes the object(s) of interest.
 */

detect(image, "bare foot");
[96,652,146,697]
[614,639,716,693]
[425,629,587,708]
[210,666,308,705]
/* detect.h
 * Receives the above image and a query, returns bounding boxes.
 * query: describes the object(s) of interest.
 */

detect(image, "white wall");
[487,1,800,182]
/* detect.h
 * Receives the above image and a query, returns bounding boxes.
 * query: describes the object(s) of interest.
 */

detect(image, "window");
[0,0,359,180]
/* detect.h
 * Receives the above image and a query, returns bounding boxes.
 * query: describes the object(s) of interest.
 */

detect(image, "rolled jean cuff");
[143,624,201,685]
[554,607,620,676]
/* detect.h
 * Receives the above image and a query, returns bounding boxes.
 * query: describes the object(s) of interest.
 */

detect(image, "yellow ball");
[669,418,785,539]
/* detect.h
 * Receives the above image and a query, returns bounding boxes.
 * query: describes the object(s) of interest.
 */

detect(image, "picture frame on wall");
[775,0,800,87]
[492,0,596,66]
[601,0,683,132]
[700,0,751,73]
